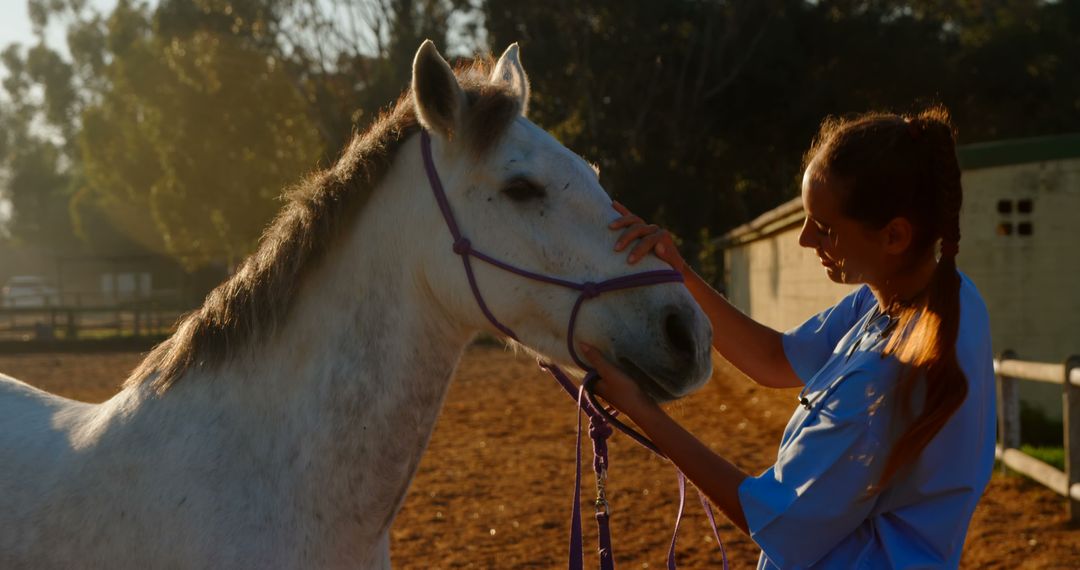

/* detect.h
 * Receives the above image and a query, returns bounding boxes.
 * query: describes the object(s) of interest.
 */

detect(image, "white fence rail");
[994,351,1080,521]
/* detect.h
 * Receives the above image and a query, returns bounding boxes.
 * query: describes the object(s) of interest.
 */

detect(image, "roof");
[722,132,1080,245]
[958,132,1080,170]
[720,197,804,246]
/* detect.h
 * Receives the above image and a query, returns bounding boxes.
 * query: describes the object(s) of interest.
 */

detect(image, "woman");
[581,106,996,568]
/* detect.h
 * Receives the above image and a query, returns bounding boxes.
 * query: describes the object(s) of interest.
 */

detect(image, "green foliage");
[1019,399,1064,447]
[1019,444,1065,471]
[0,129,72,247]
[2,0,1079,273]
[76,1,324,268]
[0,42,78,248]
[695,226,722,288]
[2,0,471,269]
[484,0,1080,270]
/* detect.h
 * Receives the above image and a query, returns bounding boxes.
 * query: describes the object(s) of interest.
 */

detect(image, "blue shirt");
[737,273,996,569]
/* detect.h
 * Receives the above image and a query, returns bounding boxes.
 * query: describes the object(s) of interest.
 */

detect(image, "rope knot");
[589,417,614,440]
[452,237,472,255]
[581,281,600,299]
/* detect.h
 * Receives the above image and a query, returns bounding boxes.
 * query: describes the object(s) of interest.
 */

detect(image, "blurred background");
[1,2,1079,563]
[2,0,1077,285]
[2,0,1078,405]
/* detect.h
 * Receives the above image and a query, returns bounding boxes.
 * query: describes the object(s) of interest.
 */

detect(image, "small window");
[997,200,1013,214]
[1017,199,1033,214]
[997,223,1013,236]
[1018,222,1033,236]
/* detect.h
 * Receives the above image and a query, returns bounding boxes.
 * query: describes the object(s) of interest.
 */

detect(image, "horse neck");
[152,136,476,553]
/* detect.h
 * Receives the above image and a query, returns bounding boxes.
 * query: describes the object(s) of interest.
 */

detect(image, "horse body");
[0,135,472,569]
[0,42,712,568]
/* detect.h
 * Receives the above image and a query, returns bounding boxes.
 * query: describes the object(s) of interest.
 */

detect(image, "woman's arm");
[609,202,802,389]
[679,265,802,389]
[579,343,750,534]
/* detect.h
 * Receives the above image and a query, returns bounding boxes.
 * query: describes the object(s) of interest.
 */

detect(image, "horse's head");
[411,41,712,401]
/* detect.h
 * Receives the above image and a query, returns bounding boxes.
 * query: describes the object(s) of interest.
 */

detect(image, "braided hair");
[804,105,966,490]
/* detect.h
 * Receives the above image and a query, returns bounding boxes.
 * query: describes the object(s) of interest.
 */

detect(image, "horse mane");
[128,58,521,393]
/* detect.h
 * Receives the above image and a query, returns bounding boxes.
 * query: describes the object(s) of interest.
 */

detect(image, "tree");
[0,43,79,249]
[5,0,1077,275]
[2,0,474,268]
[75,0,324,268]
[484,0,1080,281]
[483,0,820,259]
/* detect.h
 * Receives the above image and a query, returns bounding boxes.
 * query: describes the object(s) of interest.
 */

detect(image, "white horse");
[0,42,712,569]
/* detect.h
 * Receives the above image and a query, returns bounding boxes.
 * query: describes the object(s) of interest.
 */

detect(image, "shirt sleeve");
[782,286,871,384]
[737,372,890,568]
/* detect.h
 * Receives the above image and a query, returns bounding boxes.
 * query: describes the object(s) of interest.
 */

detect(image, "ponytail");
[807,105,968,491]
[878,107,966,489]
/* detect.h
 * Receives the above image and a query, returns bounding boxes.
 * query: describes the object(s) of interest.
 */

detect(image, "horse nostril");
[664,310,696,357]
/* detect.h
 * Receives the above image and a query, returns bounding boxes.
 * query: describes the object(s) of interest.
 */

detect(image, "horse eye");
[501,178,546,202]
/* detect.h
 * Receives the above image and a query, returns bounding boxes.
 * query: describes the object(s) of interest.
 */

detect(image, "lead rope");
[545,365,729,570]
[421,130,728,570]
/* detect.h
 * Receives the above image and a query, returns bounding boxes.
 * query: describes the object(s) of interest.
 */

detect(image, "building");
[0,248,187,308]
[720,133,1080,418]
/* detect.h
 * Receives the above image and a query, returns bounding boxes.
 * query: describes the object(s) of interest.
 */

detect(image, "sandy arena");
[1,346,1077,568]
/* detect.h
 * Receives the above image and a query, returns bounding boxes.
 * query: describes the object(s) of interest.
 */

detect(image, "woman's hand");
[581,343,751,536]
[609,201,686,273]
[578,342,658,418]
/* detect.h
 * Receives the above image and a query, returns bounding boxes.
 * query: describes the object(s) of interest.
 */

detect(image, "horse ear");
[412,40,466,139]
[490,43,530,117]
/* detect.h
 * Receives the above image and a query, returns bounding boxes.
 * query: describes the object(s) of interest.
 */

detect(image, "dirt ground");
[2,346,1078,569]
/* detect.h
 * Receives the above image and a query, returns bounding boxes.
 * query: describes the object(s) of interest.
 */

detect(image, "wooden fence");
[994,350,1080,521]
[0,302,185,342]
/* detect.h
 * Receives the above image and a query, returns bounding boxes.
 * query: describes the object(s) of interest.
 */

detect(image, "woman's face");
[797,160,891,285]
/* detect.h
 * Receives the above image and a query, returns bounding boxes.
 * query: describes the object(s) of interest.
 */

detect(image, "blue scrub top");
[737,272,996,569]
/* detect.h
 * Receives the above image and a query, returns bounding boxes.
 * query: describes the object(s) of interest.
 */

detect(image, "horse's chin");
[617,357,681,404]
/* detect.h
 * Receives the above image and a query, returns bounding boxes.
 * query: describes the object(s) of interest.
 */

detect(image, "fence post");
[997,350,1021,473]
[65,309,77,340]
[1064,355,1080,522]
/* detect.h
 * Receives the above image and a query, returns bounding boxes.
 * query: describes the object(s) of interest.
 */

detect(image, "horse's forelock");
[456,57,524,155]
[127,62,522,393]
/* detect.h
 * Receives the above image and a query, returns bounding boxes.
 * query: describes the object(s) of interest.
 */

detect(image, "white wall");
[723,156,1080,419]
[725,225,855,333]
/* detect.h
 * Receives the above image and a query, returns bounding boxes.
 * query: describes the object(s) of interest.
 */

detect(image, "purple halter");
[420,130,727,570]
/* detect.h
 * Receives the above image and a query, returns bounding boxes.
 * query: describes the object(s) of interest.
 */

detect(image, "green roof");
[958,133,1080,170]
[721,132,1080,245]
